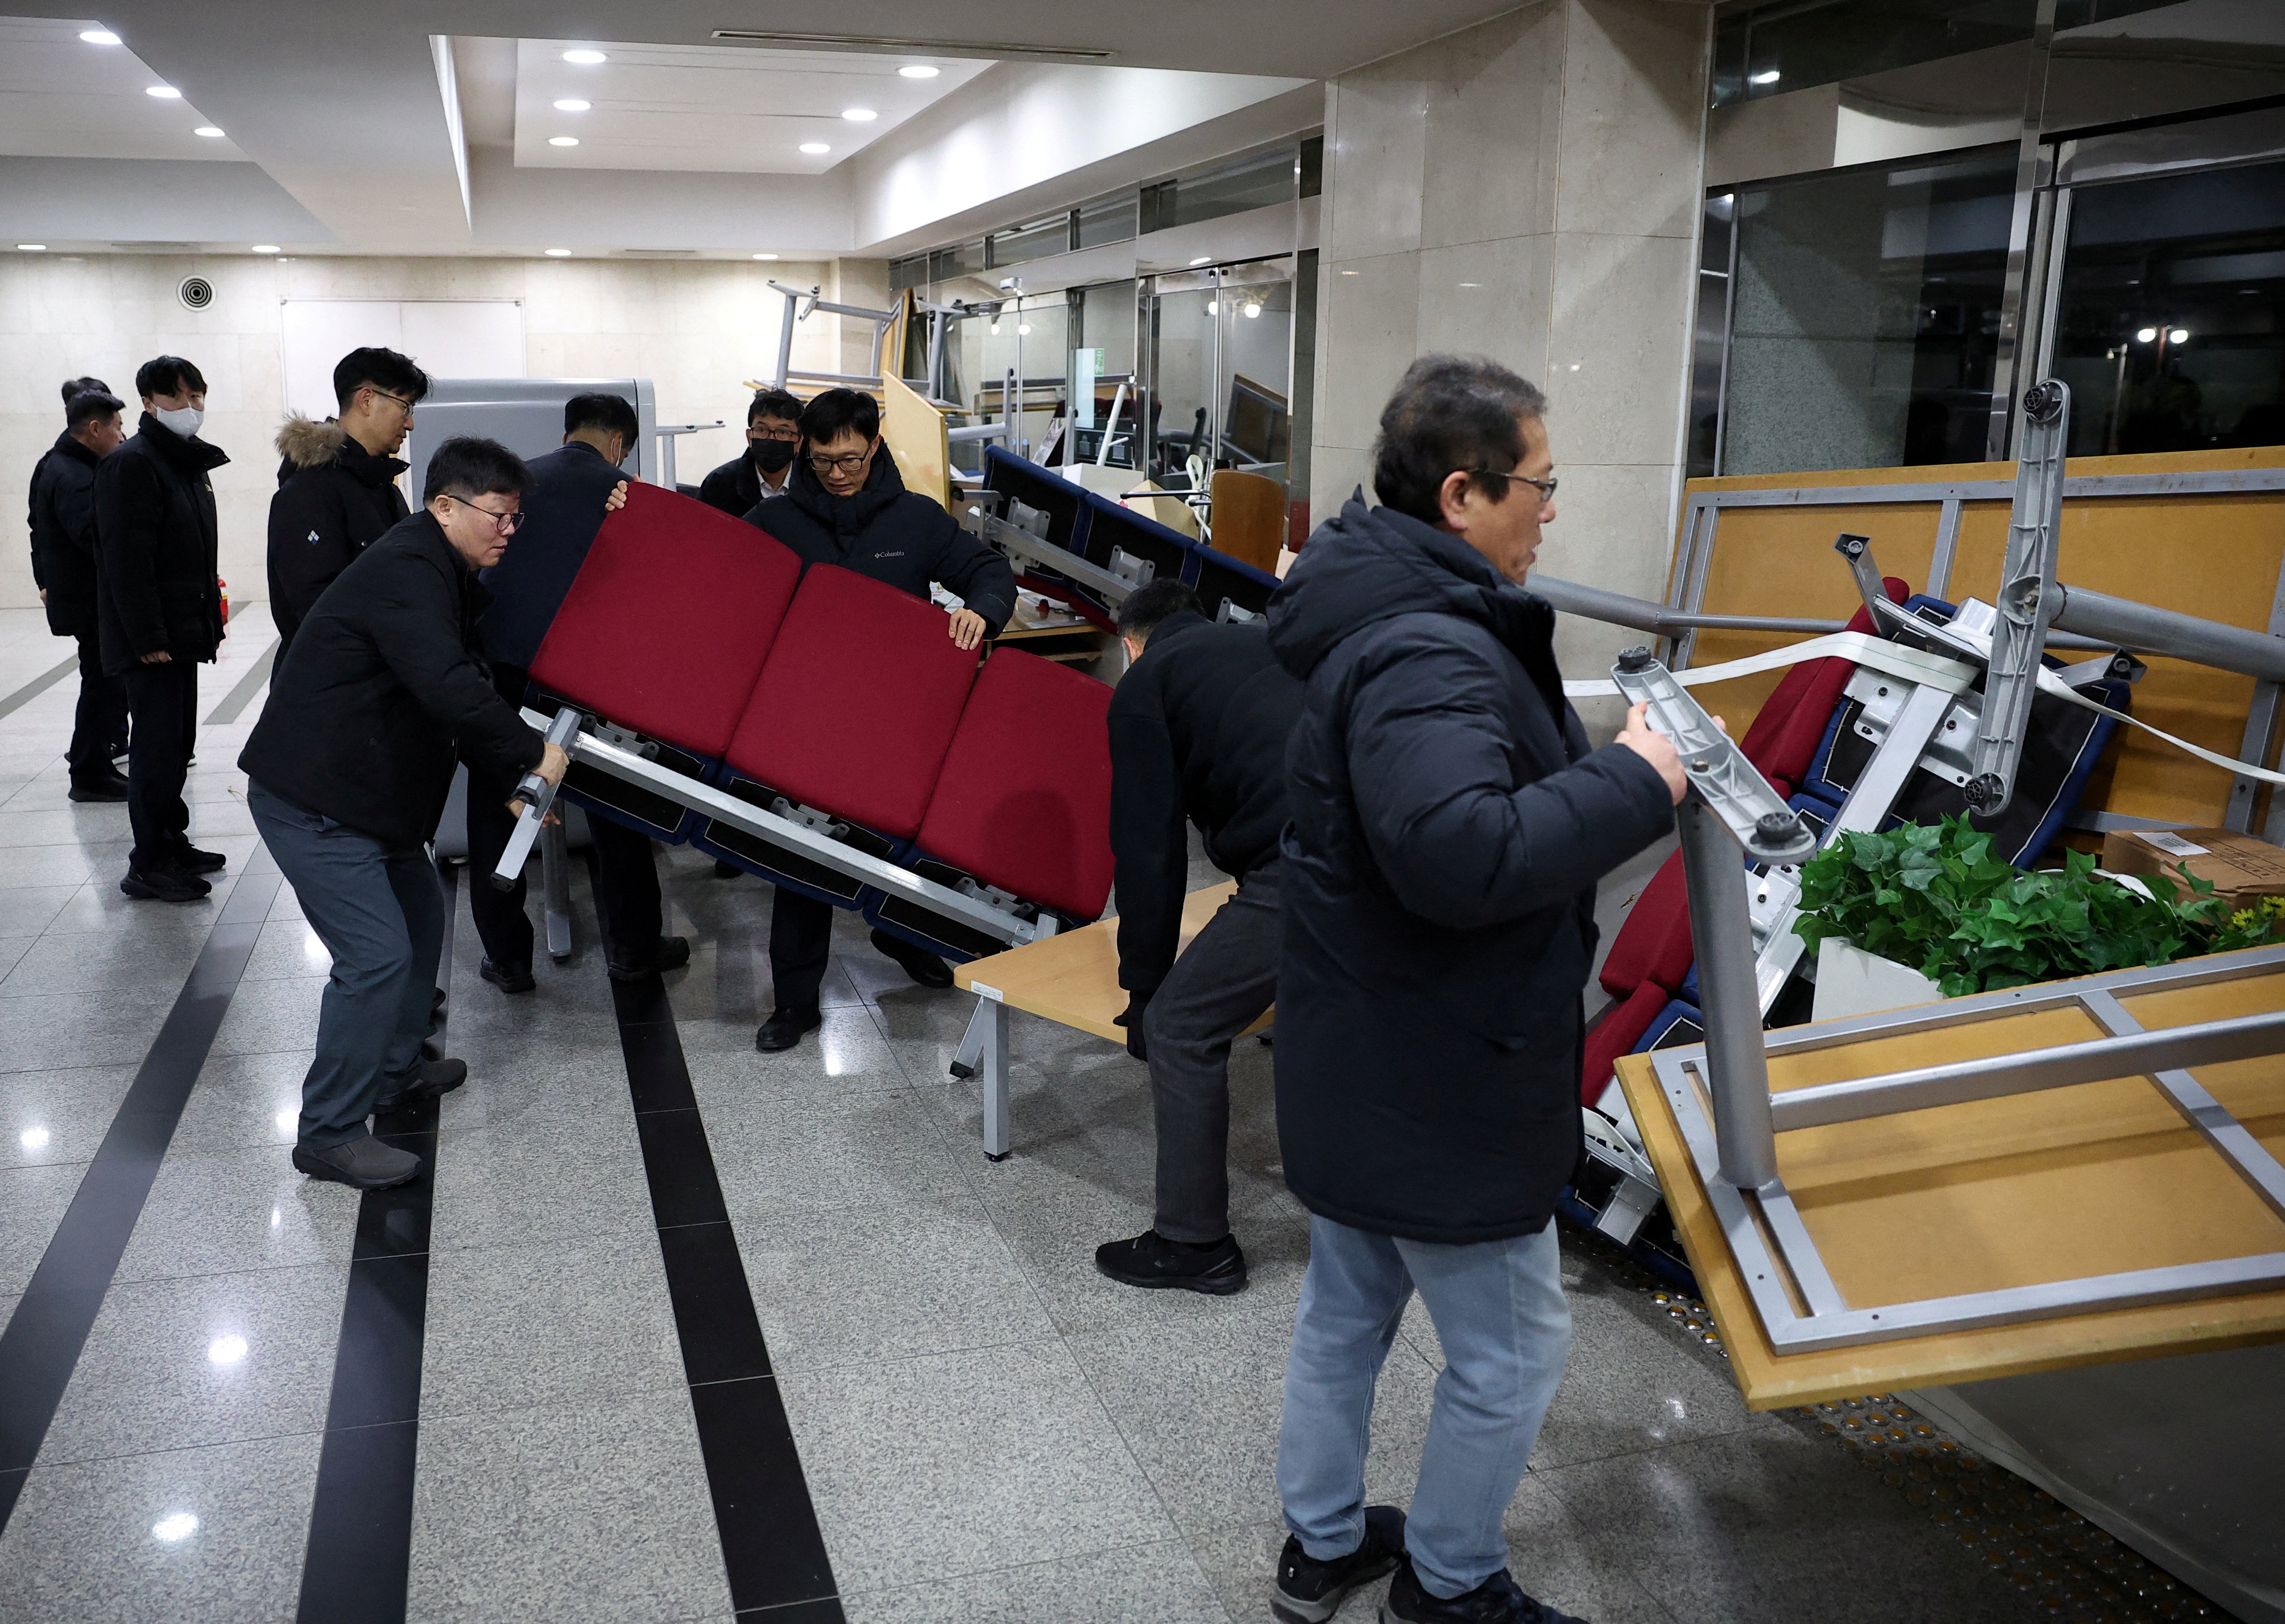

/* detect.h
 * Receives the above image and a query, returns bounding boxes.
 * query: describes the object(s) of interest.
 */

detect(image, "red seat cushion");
[1598,848,1693,1000]
[915,648,1115,921]
[529,484,802,759]
[1581,981,1668,1106]
[726,564,980,838]
[1737,576,1906,788]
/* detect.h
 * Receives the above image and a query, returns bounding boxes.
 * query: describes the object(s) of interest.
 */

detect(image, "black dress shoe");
[68,770,130,802]
[1382,1562,1586,1623]
[607,935,691,982]
[374,1057,468,1113]
[755,1006,822,1052]
[120,866,210,903]
[480,957,536,994]
[1094,1229,1248,1295]
[870,927,953,989]
[293,1134,421,1190]
[173,845,227,874]
[1274,1504,1406,1624]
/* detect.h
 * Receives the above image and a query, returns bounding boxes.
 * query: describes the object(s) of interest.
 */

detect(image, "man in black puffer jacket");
[27,381,129,801]
[1261,357,1685,1624]
[266,346,428,664]
[741,387,1016,1054]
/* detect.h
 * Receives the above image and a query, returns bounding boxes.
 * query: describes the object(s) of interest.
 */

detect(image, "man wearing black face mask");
[697,388,802,517]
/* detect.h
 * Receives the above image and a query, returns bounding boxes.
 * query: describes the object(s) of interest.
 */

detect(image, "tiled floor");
[0,606,2183,1622]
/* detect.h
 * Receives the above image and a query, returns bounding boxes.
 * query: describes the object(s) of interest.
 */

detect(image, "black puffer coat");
[27,431,104,636]
[1265,494,1674,1244]
[93,413,229,673]
[745,447,1014,634]
[266,415,410,663]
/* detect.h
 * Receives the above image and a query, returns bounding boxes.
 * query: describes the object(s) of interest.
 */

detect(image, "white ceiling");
[0,15,245,161]
[507,40,992,174]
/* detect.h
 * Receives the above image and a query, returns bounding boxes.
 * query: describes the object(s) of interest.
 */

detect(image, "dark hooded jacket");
[476,439,626,670]
[93,412,229,674]
[266,415,411,664]
[240,511,543,849]
[27,431,105,636]
[1110,610,1304,1006]
[745,447,1015,634]
[1265,493,1674,1244]
[697,446,791,518]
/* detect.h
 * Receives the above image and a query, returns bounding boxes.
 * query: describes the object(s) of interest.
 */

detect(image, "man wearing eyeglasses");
[742,386,1017,1053]
[242,435,568,1191]
[698,387,804,517]
[268,347,429,665]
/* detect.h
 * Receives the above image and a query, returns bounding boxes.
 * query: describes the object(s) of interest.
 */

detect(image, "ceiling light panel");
[509,39,991,174]
[0,19,243,162]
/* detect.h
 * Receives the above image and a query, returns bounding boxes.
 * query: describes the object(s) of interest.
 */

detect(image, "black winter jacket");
[745,448,1015,634]
[1265,495,1674,1244]
[267,416,410,664]
[697,449,790,518]
[477,440,626,669]
[94,413,229,674]
[241,511,543,849]
[27,431,104,636]
[1110,611,1304,1005]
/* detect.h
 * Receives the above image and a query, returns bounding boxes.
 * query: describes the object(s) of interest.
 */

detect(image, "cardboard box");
[2100,826,2285,909]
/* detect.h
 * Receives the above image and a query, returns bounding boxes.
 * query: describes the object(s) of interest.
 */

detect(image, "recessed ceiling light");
[544,247,572,257]
[553,98,590,112]
[898,64,939,79]
[1188,257,1211,266]
[548,136,580,147]
[752,252,778,260]
[16,243,47,252]
[146,85,181,98]
[562,48,606,64]
[194,126,224,138]
[79,28,120,45]
[799,141,830,155]
[2171,327,2190,343]
[841,107,878,122]
[2136,327,2158,342]
[251,244,280,254]
[1748,69,1781,85]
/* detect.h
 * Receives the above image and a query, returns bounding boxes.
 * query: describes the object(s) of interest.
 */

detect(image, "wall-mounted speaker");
[177,276,213,311]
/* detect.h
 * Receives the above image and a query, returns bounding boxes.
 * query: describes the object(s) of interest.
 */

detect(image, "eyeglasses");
[808,450,873,475]
[368,388,418,415]
[1474,468,1558,502]
[750,425,801,442]
[451,496,523,533]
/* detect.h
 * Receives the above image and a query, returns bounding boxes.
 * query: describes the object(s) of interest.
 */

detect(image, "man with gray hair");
[28,378,129,801]
[1261,355,1686,1624]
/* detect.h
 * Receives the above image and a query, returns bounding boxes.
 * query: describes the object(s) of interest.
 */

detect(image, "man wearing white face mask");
[93,354,231,903]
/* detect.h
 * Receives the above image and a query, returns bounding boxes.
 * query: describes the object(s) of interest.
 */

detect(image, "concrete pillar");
[1311,0,1709,717]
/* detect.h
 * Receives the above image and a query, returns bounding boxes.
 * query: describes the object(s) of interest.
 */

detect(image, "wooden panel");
[1208,469,1287,572]
[2120,975,2285,1159]
[882,372,952,512]
[954,882,1271,1042]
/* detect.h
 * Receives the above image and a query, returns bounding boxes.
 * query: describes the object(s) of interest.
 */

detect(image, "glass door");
[1141,256,1297,491]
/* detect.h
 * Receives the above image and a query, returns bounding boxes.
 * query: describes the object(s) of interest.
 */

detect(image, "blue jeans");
[249,780,444,1149]
[1277,1215,1571,1600]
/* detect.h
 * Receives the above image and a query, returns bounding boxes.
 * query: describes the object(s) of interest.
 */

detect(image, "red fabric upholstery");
[915,648,1116,921]
[726,564,980,838]
[1598,848,1693,1000]
[1736,576,1907,788]
[529,483,802,759]
[1581,981,1668,1106]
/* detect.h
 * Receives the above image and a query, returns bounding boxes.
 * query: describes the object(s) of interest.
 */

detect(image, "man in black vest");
[697,387,802,517]
[267,346,428,665]
[94,355,230,903]
[467,392,677,991]
[27,379,129,801]
[741,387,1015,1053]
[1093,580,1304,1297]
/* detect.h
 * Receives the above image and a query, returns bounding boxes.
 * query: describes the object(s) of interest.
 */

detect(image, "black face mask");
[751,438,797,474]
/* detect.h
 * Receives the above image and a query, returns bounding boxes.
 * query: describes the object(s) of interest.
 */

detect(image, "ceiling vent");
[111,241,198,251]
[618,248,698,257]
[710,29,1109,60]
[177,276,215,311]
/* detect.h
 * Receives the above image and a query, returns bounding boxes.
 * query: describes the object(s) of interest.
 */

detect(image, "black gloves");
[1116,996,1150,1063]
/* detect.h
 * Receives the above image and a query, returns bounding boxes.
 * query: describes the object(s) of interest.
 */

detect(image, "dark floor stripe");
[0,861,282,1533]
[0,653,79,723]
[589,853,844,1618]
[204,637,281,725]
[294,860,456,1624]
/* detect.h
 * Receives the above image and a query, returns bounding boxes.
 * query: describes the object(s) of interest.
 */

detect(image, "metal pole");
[772,285,798,390]
[2050,583,2285,683]
[1675,796,1780,1189]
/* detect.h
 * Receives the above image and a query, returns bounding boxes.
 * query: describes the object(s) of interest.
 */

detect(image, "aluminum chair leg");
[949,995,1013,1161]
[541,817,573,962]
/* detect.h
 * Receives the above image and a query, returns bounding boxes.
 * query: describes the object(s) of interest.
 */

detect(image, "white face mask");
[154,403,203,438]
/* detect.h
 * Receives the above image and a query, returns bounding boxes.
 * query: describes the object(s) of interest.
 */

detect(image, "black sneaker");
[120,866,209,903]
[755,1005,822,1052]
[173,845,228,874]
[1382,1561,1586,1624]
[1274,1505,1406,1624]
[607,935,691,982]
[68,770,130,802]
[1094,1229,1248,1295]
[480,958,536,994]
[374,1057,468,1113]
[293,1134,422,1190]
[870,927,953,988]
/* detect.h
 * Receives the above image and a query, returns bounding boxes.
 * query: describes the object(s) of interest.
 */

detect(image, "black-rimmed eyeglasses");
[1472,468,1558,501]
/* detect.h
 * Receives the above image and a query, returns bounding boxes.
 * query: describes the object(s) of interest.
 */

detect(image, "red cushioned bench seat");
[695,564,980,904]
[527,484,802,842]
[869,647,1116,961]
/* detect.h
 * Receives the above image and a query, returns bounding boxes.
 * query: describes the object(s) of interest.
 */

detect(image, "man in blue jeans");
[241,437,568,1190]
[1261,356,1686,1624]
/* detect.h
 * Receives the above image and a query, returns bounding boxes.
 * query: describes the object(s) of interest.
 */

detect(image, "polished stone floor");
[0,606,2173,1622]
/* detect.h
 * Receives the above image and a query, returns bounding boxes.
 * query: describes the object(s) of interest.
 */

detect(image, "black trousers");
[463,664,662,970]
[122,659,197,872]
[67,628,128,779]
[768,887,837,1013]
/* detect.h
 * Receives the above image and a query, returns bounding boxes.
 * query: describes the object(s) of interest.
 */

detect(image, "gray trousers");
[1141,862,1280,1243]
[249,781,444,1149]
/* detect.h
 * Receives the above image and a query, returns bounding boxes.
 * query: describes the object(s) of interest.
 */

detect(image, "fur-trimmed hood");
[276,412,348,470]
